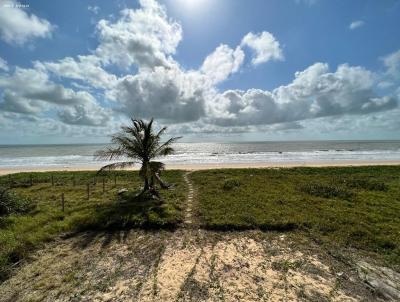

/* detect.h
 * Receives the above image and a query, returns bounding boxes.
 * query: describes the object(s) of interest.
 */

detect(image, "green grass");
[0,170,186,281]
[2,166,400,282]
[191,166,400,268]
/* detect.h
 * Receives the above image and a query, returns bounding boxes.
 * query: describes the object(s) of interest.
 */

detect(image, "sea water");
[0,141,400,168]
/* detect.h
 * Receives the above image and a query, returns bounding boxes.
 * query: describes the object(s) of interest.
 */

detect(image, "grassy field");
[1,166,400,285]
[190,166,400,269]
[0,170,186,280]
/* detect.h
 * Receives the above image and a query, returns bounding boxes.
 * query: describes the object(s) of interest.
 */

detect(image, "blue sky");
[0,0,399,144]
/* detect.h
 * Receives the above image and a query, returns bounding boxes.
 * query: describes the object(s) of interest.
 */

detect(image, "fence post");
[73,176,76,187]
[8,174,12,188]
[87,183,90,200]
[51,175,54,186]
[114,174,117,186]
[102,177,105,193]
[30,174,33,186]
[61,193,65,212]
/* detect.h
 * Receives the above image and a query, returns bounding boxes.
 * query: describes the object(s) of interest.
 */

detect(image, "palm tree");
[95,118,181,195]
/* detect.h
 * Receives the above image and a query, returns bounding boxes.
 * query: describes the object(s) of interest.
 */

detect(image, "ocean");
[0,141,400,169]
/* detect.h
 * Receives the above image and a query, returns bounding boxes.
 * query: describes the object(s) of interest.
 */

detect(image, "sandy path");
[0,230,380,302]
[183,172,195,226]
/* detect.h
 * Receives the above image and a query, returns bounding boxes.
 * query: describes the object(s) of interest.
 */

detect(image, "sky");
[0,0,399,144]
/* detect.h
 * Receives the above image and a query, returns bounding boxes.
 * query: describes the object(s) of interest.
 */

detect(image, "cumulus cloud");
[0,67,110,126]
[0,67,91,106]
[95,0,182,69]
[0,0,398,139]
[109,65,207,123]
[0,90,47,114]
[241,31,284,65]
[0,57,8,71]
[208,63,397,126]
[58,101,109,126]
[201,45,244,84]
[35,55,117,89]
[0,0,54,45]
[349,20,365,30]
[382,49,400,78]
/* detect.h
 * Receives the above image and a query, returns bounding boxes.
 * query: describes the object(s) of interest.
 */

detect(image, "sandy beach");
[1,160,400,175]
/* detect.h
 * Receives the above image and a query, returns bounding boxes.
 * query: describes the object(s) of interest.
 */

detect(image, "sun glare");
[176,0,210,12]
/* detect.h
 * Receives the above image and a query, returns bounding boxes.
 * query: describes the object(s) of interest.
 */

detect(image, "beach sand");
[0,229,377,301]
[0,160,400,175]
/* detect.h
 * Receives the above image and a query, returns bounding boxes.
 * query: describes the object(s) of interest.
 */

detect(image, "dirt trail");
[183,171,195,226]
[0,229,379,302]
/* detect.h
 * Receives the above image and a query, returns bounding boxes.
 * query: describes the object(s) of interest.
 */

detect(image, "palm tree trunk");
[141,160,150,192]
[144,177,149,191]
[155,173,170,189]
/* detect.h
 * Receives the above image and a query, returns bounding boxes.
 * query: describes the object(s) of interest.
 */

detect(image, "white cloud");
[0,0,398,139]
[201,45,244,84]
[88,5,100,15]
[0,90,47,114]
[241,31,284,65]
[95,0,182,69]
[349,20,365,30]
[0,0,54,45]
[58,100,109,126]
[207,63,397,126]
[0,67,110,126]
[0,57,9,71]
[35,55,117,89]
[382,49,400,77]
[109,65,207,123]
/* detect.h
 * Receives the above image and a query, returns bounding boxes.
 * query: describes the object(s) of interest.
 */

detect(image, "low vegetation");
[191,166,400,269]
[0,170,186,281]
[0,186,33,216]
[1,165,400,285]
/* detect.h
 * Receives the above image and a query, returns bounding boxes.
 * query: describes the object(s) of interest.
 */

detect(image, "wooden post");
[114,174,117,186]
[72,176,76,187]
[8,174,12,188]
[30,174,33,186]
[102,178,105,193]
[93,176,96,185]
[51,175,54,186]
[87,183,90,200]
[61,193,65,212]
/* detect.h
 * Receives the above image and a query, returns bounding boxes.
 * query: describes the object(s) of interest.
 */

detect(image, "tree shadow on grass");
[71,229,132,250]
[71,192,182,248]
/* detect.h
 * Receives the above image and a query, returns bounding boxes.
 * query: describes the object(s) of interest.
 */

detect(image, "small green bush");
[223,179,241,190]
[339,178,388,191]
[300,183,354,199]
[0,187,32,216]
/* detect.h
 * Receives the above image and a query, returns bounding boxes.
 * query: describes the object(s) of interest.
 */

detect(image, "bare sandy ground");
[0,230,379,302]
[1,160,399,175]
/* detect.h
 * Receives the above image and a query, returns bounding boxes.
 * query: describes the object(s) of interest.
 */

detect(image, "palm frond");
[98,161,136,173]
[149,161,165,172]
[156,126,167,137]
[154,136,182,157]
[96,118,181,178]
[94,147,126,161]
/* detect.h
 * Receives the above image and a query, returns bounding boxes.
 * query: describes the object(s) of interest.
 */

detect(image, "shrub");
[223,179,241,190]
[0,187,32,216]
[340,178,388,191]
[300,183,354,199]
